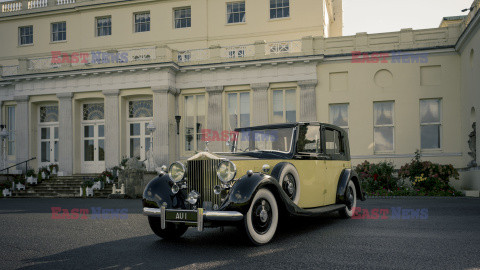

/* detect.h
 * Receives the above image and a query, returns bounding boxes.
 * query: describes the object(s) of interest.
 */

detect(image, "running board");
[294,204,346,217]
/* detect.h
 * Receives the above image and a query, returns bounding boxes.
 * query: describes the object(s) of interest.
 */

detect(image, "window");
[19,26,33,45]
[96,17,111,36]
[174,7,191,29]
[373,102,394,152]
[227,92,250,129]
[420,99,441,149]
[51,22,66,42]
[6,106,15,156]
[227,2,245,24]
[272,89,296,123]
[270,0,289,19]
[184,95,205,152]
[297,125,321,154]
[134,12,150,32]
[128,100,153,118]
[40,106,59,123]
[325,128,344,155]
[329,104,349,133]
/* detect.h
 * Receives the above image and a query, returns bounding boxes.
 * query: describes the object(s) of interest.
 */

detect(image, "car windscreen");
[233,127,294,153]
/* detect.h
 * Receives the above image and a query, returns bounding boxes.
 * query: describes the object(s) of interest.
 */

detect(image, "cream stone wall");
[0,0,331,62]
[317,52,463,168]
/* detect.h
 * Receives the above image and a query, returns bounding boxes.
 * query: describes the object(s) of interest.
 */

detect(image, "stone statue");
[468,122,477,168]
[118,158,146,198]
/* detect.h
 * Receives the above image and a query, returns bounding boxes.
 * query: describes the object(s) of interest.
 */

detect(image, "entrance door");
[126,99,153,161]
[127,122,152,161]
[81,103,105,173]
[38,105,59,169]
[81,123,105,173]
[39,125,59,168]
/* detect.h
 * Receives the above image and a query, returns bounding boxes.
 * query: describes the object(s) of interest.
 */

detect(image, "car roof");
[234,122,340,132]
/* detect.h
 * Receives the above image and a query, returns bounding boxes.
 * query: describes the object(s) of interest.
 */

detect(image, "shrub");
[355,160,399,193]
[399,150,459,190]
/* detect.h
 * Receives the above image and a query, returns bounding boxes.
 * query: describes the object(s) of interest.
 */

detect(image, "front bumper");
[143,207,243,232]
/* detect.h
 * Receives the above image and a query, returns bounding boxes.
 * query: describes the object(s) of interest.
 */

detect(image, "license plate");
[165,210,197,222]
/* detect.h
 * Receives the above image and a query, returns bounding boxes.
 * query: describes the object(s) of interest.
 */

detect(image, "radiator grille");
[186,159,222,208]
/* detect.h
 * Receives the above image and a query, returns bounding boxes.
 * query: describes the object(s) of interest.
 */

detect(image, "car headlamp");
[168,162,186,183]
[217,160,236,184]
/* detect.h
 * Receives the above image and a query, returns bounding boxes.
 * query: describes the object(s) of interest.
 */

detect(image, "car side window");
[325,128,344,156]
[297,125,321,155]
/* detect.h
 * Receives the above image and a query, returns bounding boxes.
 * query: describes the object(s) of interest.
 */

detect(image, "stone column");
[298,80,318,122]
[102,89,120,169]
[152,86,178,167]
[14,95,29,172]
[57,93,74,175]
[251,83,269,126]
[206,86,224,152]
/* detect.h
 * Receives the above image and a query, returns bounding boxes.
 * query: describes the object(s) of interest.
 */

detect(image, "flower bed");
[356,151,463,197]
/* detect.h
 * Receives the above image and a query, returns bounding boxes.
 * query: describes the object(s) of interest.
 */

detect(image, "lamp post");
[0,125,9,171]
[146,122,156,172]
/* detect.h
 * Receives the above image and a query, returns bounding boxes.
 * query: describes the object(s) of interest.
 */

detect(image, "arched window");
[40,106,59,123]
[83,104,104,120]
[128,100,153,118]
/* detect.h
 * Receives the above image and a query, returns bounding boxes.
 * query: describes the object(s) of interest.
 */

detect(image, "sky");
[343,0,474,36]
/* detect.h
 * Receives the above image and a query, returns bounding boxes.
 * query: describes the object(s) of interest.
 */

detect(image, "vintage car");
[143,122,365,245]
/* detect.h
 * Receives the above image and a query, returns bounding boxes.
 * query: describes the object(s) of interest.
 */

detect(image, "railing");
[265,40,302,55]
[0,157,36,174]
[220,45,255,59]
[57,0,75,5]
[1,2,22,12]
[28,0,47,9]
[1,0,74,13]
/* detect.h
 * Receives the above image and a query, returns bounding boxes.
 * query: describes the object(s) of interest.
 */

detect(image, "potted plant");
[39,167,50,180]
[80,179,94,197]
[111,166,121,178]
[1,182,12,197]
[26,168,37,185]
[14,176,26,191]
[92,176,104,190]
[49,164,59,175]
[102,170,114,184]
[120,156,129,170]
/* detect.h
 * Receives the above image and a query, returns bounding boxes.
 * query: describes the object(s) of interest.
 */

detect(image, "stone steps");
[9,174,115,198]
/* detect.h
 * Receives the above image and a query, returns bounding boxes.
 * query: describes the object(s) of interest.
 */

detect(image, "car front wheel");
[339,181,357,219]
[244,188,279,245]
[148,216,188,240]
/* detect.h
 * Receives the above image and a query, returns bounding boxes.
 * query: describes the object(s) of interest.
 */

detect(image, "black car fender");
[336,169,366,203]
[142,173,187,209]
[221,172,298,215]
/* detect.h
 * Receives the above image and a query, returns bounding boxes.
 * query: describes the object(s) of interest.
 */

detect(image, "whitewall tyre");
[339,181,357,219]
[244,188,279,245]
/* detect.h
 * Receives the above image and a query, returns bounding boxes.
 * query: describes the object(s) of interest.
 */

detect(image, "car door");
[294,124,325,208]
[322,126,349,205]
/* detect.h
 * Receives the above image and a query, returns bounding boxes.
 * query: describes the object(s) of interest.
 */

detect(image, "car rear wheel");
[244,188,279,245]
[148,216,188,240]
[339,181,357,219]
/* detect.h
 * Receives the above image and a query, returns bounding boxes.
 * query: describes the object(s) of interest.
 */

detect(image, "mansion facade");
[0,0,479,190]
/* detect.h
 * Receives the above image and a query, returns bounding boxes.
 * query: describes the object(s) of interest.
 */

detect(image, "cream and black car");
[143,122,365,245]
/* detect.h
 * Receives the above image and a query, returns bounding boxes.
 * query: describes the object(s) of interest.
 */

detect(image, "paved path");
[0,197,479,269]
